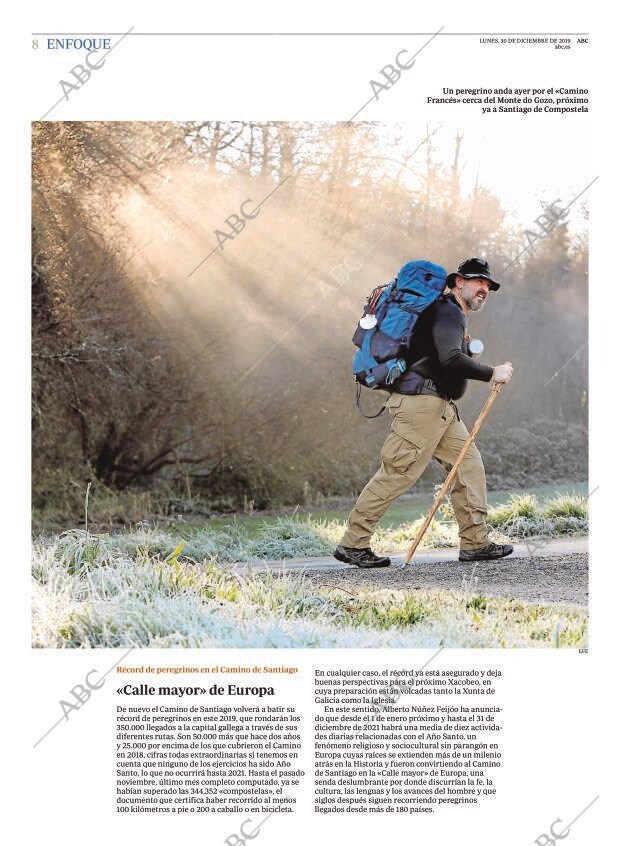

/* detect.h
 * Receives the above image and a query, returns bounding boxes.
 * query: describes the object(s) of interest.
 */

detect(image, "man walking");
[335,257,514,568]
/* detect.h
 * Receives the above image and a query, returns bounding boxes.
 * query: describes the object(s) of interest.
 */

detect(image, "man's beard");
[463,292,487,311]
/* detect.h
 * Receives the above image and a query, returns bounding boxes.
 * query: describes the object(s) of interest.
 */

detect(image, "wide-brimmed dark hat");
[446,257,500,291]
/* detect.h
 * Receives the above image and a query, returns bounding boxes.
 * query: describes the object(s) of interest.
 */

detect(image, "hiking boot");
[333,546,391,568]
[459,542,514,562]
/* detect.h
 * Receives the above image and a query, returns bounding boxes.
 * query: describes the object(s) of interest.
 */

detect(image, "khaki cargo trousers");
[341,393,490,551]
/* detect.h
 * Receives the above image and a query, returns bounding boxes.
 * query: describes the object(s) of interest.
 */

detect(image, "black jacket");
[395,294,494,400]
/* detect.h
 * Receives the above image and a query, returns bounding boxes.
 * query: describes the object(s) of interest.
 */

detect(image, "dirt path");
[242,538,588,606]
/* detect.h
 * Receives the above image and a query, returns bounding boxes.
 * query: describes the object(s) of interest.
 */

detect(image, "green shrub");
[542,493,588,519]
[487,493,540,526]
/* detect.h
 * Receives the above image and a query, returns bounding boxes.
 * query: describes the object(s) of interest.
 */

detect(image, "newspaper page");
[7,2,617,844]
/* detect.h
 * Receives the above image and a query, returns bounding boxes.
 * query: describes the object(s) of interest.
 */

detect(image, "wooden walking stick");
[399,382,503,568]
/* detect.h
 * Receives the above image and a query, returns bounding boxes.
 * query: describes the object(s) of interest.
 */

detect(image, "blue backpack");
[352,259,447,405]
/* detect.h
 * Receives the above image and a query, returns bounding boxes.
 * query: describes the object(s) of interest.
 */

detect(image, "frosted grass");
[32,530,587,650]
